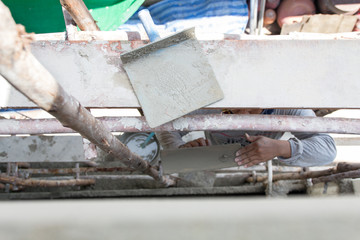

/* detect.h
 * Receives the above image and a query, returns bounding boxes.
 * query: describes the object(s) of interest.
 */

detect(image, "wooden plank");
[281,15,357,34]
[0,136,85,163]
[1,40,360,109]
[301,15,357,33]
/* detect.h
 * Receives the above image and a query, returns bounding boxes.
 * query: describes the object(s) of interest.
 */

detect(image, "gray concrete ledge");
[0,196,359,240]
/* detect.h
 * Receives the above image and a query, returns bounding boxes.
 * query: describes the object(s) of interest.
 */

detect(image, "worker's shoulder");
[274,109,315,117]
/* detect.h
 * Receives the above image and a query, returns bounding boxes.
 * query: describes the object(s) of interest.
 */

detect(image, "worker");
[156,109,337,167]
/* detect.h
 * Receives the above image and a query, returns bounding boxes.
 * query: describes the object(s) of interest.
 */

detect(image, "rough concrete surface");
[0,135,85,162]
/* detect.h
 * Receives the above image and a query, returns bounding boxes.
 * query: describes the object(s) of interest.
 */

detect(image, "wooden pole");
[20,167,136,175]
[336,162,360,173]
[312,169,360,184]
[0,182,24,191]
[247,162,360,183]
[246,167,337,183]
[0,2,174,187]
[60,0,100,31]
[0,174,95,187]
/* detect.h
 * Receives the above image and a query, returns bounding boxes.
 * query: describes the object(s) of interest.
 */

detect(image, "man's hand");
[179,138,211,148]
[235,133,291,168]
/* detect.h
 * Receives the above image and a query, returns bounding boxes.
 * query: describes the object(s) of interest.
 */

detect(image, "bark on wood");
[0,174,95,187]
[246,168,337,183]
[0,182,24,191]
[336,162,360,173]
[246,162,360,183]
[312,169,360,184]
[60,0,100,31]
[0,2,175,187]
[20,167,137,175]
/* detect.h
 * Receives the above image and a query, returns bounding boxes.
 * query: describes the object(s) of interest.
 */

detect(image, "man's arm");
[278,133,337,167]
[278,109,337,167]
[235,133,291,168]
[236,109,337,167]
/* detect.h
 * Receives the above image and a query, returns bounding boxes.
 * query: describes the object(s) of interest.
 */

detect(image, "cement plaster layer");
[1,40,360,109]
[0,135,85,162]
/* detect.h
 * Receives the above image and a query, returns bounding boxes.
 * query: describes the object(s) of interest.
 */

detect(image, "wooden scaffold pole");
[0,2,174,186]
[60,0,100,31]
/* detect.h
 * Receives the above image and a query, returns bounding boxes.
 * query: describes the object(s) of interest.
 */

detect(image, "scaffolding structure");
[1,1,360,198]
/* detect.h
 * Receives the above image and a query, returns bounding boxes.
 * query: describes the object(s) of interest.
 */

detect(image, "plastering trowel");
[120,9,223,128]
[160,144,244,173]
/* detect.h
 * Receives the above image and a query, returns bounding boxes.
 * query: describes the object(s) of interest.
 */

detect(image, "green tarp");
[2,0,144,33]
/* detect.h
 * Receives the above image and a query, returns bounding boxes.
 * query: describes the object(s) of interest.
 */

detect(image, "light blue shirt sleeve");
[276,109,337,167]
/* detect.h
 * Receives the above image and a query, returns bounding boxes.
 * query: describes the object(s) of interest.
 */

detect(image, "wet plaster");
[122,38,223,127]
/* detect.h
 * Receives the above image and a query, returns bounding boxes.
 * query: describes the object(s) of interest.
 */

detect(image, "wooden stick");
[60,0,100,31]
[336,162,360,173]
[246,168,337,183]
[0,182,24,191]
[312,169,360,184]
[0,174,94,187]
[20,167,137,175]
[247,162,360,183]
[0,2,174,187]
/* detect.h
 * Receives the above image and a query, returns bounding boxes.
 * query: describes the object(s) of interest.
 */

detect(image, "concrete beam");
[1,39,359,109]
[0,136,85,162]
